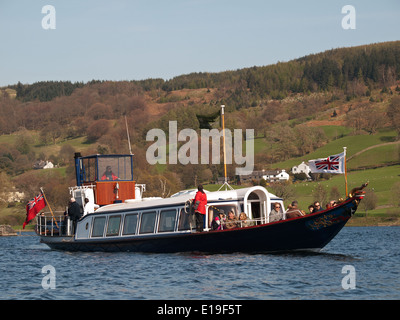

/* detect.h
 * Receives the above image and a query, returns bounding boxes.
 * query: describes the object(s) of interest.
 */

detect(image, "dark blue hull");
[42,197,360,253]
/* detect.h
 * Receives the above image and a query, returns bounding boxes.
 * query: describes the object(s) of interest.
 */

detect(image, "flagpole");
[221,105,227,184]
[40,187,59,228]
[217,105,233,191]
[343,147,348,196]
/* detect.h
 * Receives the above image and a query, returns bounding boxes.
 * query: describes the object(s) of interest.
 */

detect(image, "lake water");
[0,227,399,300]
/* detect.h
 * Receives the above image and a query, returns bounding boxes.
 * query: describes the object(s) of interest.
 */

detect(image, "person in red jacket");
[101,166,119,180]
[193,184,207,232]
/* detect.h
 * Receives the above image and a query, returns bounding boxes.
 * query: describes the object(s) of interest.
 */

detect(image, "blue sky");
[0,0,399,86]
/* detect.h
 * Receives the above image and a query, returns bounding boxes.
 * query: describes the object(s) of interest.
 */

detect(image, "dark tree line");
[11,81,85,102]
[6,41,400,108]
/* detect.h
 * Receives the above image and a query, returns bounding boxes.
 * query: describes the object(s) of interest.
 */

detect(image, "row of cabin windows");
[90,208,191,238]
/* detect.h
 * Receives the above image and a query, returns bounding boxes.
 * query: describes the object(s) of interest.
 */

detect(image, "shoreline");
[345,216,400,227]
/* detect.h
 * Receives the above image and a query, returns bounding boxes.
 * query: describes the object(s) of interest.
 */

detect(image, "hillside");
[1,41,400,226]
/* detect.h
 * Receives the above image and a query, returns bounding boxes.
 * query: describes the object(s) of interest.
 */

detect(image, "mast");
[221,105,227,183]
[125,116,133,155]
[218,105,233,191]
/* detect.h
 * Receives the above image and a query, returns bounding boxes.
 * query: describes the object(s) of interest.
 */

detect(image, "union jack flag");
[308,152,345,174]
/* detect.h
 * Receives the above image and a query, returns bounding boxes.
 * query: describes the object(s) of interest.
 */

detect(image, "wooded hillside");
[1,41,400,215]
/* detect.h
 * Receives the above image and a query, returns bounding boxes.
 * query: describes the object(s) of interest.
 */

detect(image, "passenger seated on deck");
[211,211,226,230]
[269,203,283,222]
[326,200,337,209]
[225,210,239,229]
[285,201,305,219]
[313,201,322,212]
[101,166,119,180]
[239,212,248,227]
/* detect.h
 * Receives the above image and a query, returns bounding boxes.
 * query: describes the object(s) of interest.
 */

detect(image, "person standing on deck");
[193,184,207,232]
[83,197,95,216]
[68,198,82,233]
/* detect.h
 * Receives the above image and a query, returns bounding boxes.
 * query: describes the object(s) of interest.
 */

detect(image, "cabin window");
[81,157,97,183]
[92,217,106,237]
[139,211,157,234]
[158,209,177,232]
[178,208,191,231]
[98,156,133,181]
[123,214,138,235]
[106,215,121,236]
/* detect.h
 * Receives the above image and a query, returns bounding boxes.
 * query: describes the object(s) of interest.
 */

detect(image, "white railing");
[35,212,73,237]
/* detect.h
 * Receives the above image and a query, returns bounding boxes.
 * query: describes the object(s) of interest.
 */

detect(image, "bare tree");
[159,177,171,198]
[391,182,400,209]
[387,96,400,138]
[361,189,378,218]
[270,182,296,202]
[313,184,328,208]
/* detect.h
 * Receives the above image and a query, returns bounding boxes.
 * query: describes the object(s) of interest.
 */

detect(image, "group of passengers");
[270,199,339,222]
[211,210,249,231]
[207,198,340,231]
[193,184,340,232]
[270,200,305,220]
[308,200,337,213]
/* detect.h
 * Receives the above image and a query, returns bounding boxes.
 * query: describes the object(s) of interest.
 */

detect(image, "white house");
[292,161,311,178]
[240,169,289,183]
[274,169,290,181]
[43,161,54,169]
[33,160,54,170]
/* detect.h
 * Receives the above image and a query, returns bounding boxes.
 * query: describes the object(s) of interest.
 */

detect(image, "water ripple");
[0,228,399,300]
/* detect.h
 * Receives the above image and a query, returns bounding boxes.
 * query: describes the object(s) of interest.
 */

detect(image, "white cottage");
[274,169,290,181]
[291,161,311,178]
[33,160,54,170]
[240,169,289,183]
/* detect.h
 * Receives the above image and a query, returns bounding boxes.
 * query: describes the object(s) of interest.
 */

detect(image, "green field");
[274,128,398,170]
[290,165,399,212]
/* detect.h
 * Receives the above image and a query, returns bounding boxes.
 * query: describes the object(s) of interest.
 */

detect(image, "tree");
[330,186,342,201]
[138,173,181,198]
[363,107,387,134]
[313,184,328,208]
[361,189,378,217]
[294,173,308,181]
[40,122,62,145]
[85,103,112,120]
[86,119,110,142]
[59,144,75,165]
[390,182,400,209]
[15,132,32,155]
[0,171,14,205]
[269,181,296,202]
[387,96,400,138]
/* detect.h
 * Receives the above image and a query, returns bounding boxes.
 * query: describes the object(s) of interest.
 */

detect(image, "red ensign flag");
[23,193,46,229]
